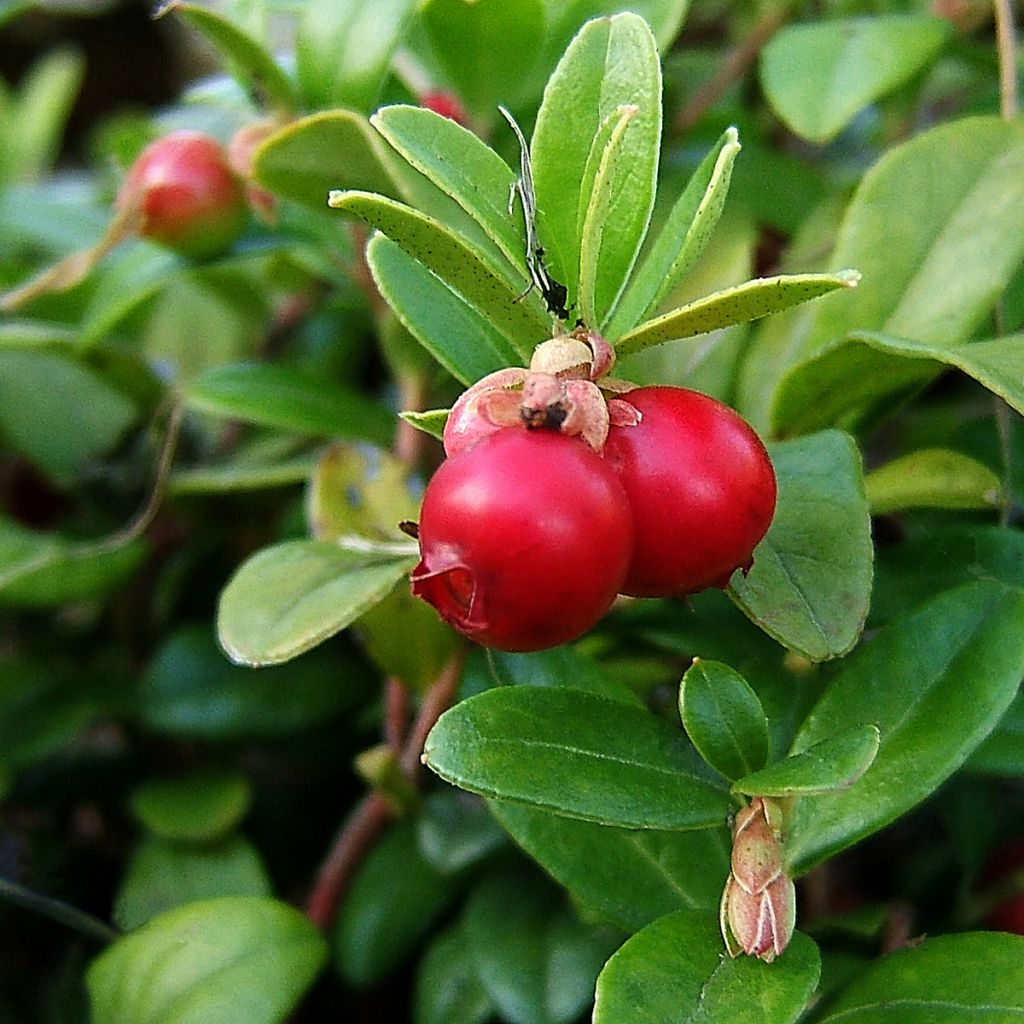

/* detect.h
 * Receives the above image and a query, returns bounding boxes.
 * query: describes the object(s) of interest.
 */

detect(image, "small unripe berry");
[412,428,633,651]
[116,131,247,259]
[603,386,777,597]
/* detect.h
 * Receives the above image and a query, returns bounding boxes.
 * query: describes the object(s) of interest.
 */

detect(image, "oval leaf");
[730,430,873,662]
[817,932,1024,1023]
[424,687,730,830]
[865,448,1002,514]
[217,540,417,666]
[489,801,729,933]
[760,16,950,144]
[679,659,770,781]
[88,896,327,1024]
[786,580,1024,872]
[593,910,820,1024]
[532,13,661,305]
[130,769,252,843]
[185,362,394,447]
[614,271,859,356]
[732,724,880,798]
[415,925,495,1024]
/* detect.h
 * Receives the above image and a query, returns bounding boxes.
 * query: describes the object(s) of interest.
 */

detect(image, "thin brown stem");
[674,6,790,135]
[400,649,466,778]
[384,677,409,753]
[994,0,1019,121]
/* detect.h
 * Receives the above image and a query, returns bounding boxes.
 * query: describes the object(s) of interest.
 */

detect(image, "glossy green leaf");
[786,580,1024,873]
[218,539,416,666]
[610,126,741,335]
[489,802,729,932]
[371,104,523,269]
[165,2,298,112]
[417,792,506,875]
[252,111,397,209]
[296,0,414,111]
[130,770,252,843]
[414,925,495,1024]
[732,724,880,798]
[865,448,1002,514]
[140,627,361,740]
[593,910,820,1024]
[760,16,950,144]
[730,430,872,662]
[817,932,1024,1023]
[615,271,859,357]
[367,235,520,384]
[774,330,1024,436]
[421,0,545,123]
[0,516,145,608]
[335,819,458,985]
[113,836,271,931]
[679,659,770,781]
[577,104,642,327]
[88,896,326,1024]
[968,688,1024,776]
[185,363,394,447]
[800,117,1024,359]
[463,865,620,1024]
[333,191,545,360]
[0,347,138,479]
[424,687,730,829]
[532,13,661,311]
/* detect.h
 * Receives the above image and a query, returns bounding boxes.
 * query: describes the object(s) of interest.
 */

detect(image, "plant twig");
[0,875,120,945]
[674,6,790,135]
[994,0,1019,121]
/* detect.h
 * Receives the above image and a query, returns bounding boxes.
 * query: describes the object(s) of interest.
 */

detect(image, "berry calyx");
[603,386,777,597]
[116,131,248,259]
[412,428,633,651]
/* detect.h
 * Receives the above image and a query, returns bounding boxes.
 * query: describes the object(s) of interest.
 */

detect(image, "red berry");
[116,131,247,259]
[603,386,776,597]
[412,428,633,651]
[420,90,467,126]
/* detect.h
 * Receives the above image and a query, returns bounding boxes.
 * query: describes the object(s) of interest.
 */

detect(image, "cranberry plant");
[2,1,1024,1022]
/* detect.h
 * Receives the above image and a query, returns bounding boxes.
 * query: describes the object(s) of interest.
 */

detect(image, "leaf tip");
[838,268,862,288]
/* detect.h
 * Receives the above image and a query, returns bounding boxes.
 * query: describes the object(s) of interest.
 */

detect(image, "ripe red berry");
[412,427,633,651]
[420,90,467,126]
[116,131,247,259]
[603,386,776,597]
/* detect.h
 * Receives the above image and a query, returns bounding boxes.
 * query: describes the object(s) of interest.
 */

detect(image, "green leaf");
[421,0,545,123]
[614,271,859,356]
[679,659,770,781]
[732,724,880,798]
[252,111,398,210]
[335,819,458,986]
[218,539,417,666]
[609,126,741,335]
[130,770,252,843]
[88,896,326,1024]
[371,105,523,270]
[0,347,138,480]
[423,687,730,830]
[332,191,546,361]
[417,792,507,875]
[463,865,620,1024]
[593,910,820,1024]
[785,580,1024,873]
[185,362,394,447]
[489,802,729,932]
[816,932,1024,1023]
[532,13,661,311]
[140,627,362,740]
[730,430,872,662]
[0,516,145,608]
[400,408,449,441]
[799,117,1024,360]
[865,448,1002,514]
[296,0,414,111]
[760,16,951,144]
[367,235,520,384]
[415,925,495,1024]
[774,330,1024,436]
[968,688,1024,776]
[113,836,271,932]
[164,1,298,112]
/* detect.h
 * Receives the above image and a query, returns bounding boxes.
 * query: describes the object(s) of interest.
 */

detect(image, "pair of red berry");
[412,385,777,652]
